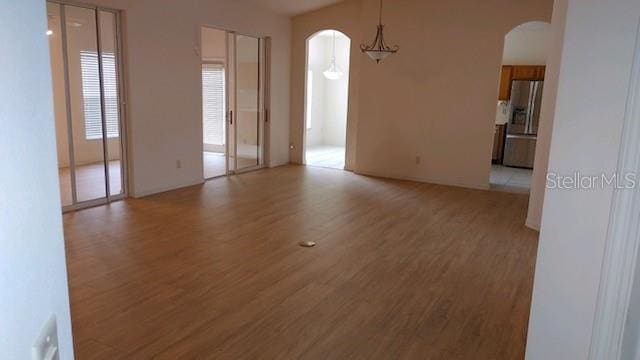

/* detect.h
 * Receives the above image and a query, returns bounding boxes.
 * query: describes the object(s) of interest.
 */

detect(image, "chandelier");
[360,0,399,63]
[323,31,344,80]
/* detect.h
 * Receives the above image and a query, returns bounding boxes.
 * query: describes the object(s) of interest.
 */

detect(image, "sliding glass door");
[233,34,264,172]
[47,1,126,211]
[201,29,266,178]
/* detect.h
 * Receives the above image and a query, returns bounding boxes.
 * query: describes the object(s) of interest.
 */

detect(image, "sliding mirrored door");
[47,1,126,211]
[233,34,265,172]
[200,28,266,178]
[200,26,229,179]
[98,10,126,198]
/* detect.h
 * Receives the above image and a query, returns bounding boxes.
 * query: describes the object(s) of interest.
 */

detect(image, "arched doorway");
[490,21,551,193]
[303,30,351,170]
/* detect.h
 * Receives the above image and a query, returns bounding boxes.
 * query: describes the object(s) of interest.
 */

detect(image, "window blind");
[80,51,120,140]
[202,64,225,146]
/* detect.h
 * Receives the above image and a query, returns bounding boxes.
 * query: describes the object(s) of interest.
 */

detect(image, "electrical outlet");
[415,156,421,165]
[176,160,182,169]
[32,315,58,360]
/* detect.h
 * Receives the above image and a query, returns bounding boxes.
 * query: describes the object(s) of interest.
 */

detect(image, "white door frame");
[589,22,640,360]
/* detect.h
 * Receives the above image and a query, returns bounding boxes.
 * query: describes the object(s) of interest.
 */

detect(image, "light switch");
[32,315,59,360]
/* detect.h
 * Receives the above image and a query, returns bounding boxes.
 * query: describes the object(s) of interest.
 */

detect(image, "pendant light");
[323,31,343,80]
[360,0,399,63]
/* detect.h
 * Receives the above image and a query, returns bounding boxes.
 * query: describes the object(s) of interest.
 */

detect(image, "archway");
[303,30,351,170]
[490,21,551,193]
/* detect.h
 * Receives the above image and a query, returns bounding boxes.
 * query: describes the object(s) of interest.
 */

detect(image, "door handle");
[229,110,233,125]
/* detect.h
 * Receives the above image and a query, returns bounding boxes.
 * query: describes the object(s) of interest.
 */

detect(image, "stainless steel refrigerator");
[503,80,544,168]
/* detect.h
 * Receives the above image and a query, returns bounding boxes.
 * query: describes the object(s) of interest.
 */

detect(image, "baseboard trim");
[132,179,205,198]
[525,217,541,231]
[353,169,490,191]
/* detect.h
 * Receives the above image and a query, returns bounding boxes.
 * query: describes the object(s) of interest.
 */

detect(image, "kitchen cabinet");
[498,66,513,101]
[498,65,545,101]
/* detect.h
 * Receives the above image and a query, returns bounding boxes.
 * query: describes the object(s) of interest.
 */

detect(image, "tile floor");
[490,165,533,194]
[305,145,345,170]
[203,151,226,179]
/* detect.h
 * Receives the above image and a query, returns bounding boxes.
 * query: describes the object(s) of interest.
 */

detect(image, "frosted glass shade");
[323,61,343,80]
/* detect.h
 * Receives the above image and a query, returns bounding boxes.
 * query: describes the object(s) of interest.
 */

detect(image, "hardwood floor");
[63,165,539,359]
[58,160,123,206]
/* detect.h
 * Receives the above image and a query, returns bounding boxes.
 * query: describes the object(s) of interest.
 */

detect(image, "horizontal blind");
[202,64,225,146]
[80,51,120,140]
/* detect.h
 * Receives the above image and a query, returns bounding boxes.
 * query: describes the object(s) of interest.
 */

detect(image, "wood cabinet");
[513,65,545,80]
[498,66,513,101]
[498,65,545,101]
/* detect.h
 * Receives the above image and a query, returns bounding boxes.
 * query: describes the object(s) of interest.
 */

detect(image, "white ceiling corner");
[251,0,344,16]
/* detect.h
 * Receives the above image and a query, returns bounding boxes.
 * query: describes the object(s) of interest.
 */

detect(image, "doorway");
[47,1,127,211]
[490,21,550,193]
[200,27,267,180]
[303,30,350,170]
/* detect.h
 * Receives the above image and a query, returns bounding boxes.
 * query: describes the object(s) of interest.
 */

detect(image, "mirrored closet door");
[233,34,265,172]
[201,28,266,179]
[47,1,127,211]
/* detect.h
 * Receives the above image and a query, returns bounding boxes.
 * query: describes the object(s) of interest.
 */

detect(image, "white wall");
[74,0,291,196]
[353,0,553,189]
[305,35,327,147]
[201,26,226,63]
[323,34,350,147]
[503,22,551,66]
[525,0,640,358]
[623,250,640,359]
[526,4,568,231]
[0,0,74,358]
[305,31,350,150]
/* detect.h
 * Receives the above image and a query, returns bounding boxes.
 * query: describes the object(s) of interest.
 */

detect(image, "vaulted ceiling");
[252,0,344,16]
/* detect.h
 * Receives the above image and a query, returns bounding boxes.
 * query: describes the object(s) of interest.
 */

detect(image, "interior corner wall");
[0,1,74,358]
[526,2,568,232]
[291,0,363,171]
[525,0,640,358]
[71,0,291,197]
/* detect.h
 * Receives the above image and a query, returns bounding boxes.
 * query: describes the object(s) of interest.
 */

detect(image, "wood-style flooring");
[58,160,122,206]
[63,165,539,359]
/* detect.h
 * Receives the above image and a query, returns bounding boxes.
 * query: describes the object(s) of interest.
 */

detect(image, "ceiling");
[251,0,344,16]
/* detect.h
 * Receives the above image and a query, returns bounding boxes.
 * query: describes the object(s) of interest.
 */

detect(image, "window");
[202,64,225,145]
[80,51,120,140]
[306,70,313,130]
